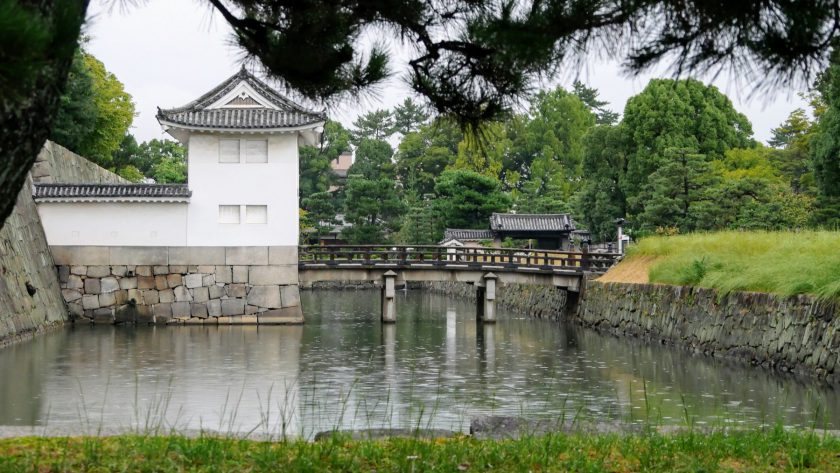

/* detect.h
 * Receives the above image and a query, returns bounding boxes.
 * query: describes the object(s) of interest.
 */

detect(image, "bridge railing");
[299,245,620,273]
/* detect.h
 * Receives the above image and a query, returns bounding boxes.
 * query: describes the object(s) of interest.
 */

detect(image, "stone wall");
[30,141,129,184]
[420,281,568,320]
[52,246,302,325]
[0,142,126,348]
[578,282,840,382]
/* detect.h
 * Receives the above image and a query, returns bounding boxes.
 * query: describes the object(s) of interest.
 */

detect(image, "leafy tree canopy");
[351,109,394,143]
[432,169,511,230]
[299,120,350,203]
[392,98,429,135]
[349,139,395,180]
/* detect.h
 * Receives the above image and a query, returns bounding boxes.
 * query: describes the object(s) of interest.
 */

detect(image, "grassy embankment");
[600,231,840,301]
[2,428,840,472]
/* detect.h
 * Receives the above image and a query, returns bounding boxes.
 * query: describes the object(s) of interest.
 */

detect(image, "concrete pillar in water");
[381,270,397,323]
[477,272,498,323]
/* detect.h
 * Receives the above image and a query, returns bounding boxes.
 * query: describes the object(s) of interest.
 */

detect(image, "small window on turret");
[219,140,240,163]
[245,205,267,224]
[245,140,268,163]
[219,205,241,223]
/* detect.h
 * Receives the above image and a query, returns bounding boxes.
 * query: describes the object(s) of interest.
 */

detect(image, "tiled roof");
[157,67,326,130]
[443,229,495,241]
[34,184,191,202]
[489,213,576,232]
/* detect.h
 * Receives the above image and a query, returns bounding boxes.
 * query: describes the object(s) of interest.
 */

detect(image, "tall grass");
[630,231,840,300]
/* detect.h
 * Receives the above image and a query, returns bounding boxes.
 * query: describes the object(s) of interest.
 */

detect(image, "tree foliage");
[395,118,461,196]
[810,48,840,226]
[432,170,511,230]
[342,176,403,243]
[299,120,350,203]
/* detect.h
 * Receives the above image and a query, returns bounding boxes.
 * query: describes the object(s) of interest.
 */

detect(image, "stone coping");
[51,246,297,266]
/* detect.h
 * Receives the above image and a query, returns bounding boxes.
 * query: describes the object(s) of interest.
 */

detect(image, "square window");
[245,140,268,163]
[219,205,241,224]
[219,139,240,163]
[245,205,267,224]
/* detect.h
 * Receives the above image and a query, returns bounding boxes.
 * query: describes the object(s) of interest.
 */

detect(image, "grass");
[624,231,840,301]
[1,428,839,472]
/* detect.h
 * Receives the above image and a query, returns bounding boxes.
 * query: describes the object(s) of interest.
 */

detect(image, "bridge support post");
[478,272,498,323]
[381,270,397,323]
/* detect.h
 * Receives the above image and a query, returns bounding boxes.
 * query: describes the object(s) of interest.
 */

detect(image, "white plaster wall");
[37,202,188,246]
[186,133,299,246]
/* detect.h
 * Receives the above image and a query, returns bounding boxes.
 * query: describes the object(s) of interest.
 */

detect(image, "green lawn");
[629,231,840,301]
[1,429,839,472]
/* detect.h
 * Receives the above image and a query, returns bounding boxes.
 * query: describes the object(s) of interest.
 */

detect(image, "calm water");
[0,290,837,438]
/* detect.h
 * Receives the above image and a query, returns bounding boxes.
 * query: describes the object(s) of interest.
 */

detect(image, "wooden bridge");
[299,245,621,323]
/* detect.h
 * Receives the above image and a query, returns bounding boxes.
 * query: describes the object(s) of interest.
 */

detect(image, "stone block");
[184,273,203,289]
[259,307,304,324]
[215,266,232,283]
[58,266,70,283]
[70,266,87,276]
[84,278,101,294]
[66,275,84,289]
[100,277,119,293]
[136,266,153,277]
[111,265,127,277]
[221,299,246,316]
[191,302,208,318]
[110,247,168,266]
[93,308,115,324]
[169,265,188,274]
[226,247,269,265]
[127,289,141,304]
[168,246,226,265]
[280,285,301,308]
[159,289,175,303]
[202,274,215,286]
[246,304,259,314]
[83,310,95,321]
[142,290,159,305]
[183,317,205,325]
[153,303,172,320]
[268,246,298,265]
[61,289,82,303]
[87,266,110,278]
[215,316,231,325]
[247,285,282,308]
[138,276,155,290]
[197,265,215,274]
[135,306,155,324]
[82,294,100,310]
[227,284,247,298]
[119,277,137,290]
[153,265,169,275]
[208,299,222,317]
[67,303,84,320]
[154,275,168,291]
[114,306,136,324]
[51,246,109,265]
[166,274,182,288]
[174,285,192,302]
[209,285,225,299]
[192,286,210,303]
[171,301,191,318]
[114,290,128,305]
[232,266,249,283]
[228,315,258,324]
[249,265,297,285]
[99,292,116,307]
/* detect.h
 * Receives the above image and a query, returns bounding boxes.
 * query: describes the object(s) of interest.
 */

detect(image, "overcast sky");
[86,0,810,145]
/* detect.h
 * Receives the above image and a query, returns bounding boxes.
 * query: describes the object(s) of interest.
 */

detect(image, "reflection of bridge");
[299,245,620,324]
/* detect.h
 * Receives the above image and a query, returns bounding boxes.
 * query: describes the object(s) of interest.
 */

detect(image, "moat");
[0,290,837,438]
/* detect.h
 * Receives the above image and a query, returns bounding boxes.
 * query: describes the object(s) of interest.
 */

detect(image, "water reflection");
[0,289,836,437]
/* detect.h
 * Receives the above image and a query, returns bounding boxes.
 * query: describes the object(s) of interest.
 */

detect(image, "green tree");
[50,49,97,154]
[302,191,339,241]
[117,165,144,182]
[395,118,461,196]
[622,79,753,220]
[299,120,350,203]
[342,176,403,243]
[432,170,511,230]
[572,81,619,125]
[574,125,628,241]
[349,139,394,180]
[392,98,429,135]
[351,109,394,143]
[136,139,185,177]
[810,48,840,226]
[152,157,187,183]
[396,193,438,244]
[451,122,507,179]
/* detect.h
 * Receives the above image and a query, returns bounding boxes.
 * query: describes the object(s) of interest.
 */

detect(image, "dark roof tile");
[490,213,576,232]
[34,184,191,200]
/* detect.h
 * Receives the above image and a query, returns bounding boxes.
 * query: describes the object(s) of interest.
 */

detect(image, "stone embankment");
[55,247,302,325]
[578,282,840,383]
[0,142,126,348]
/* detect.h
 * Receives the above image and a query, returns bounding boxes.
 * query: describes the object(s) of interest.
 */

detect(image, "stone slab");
[86,266,111,278]
[227,315,258,325]
[171,301,191,318]
[258,307,304,324]
[226,247,269,266]
[249,265,297,285]
[50,246,110,265]
[268,246,298,265]
[184,273,203,289]
[168,247,226,265]
[280,285,301,308]
[221,299,246,316]
[247,285,282,308]
[109,247,168,266]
